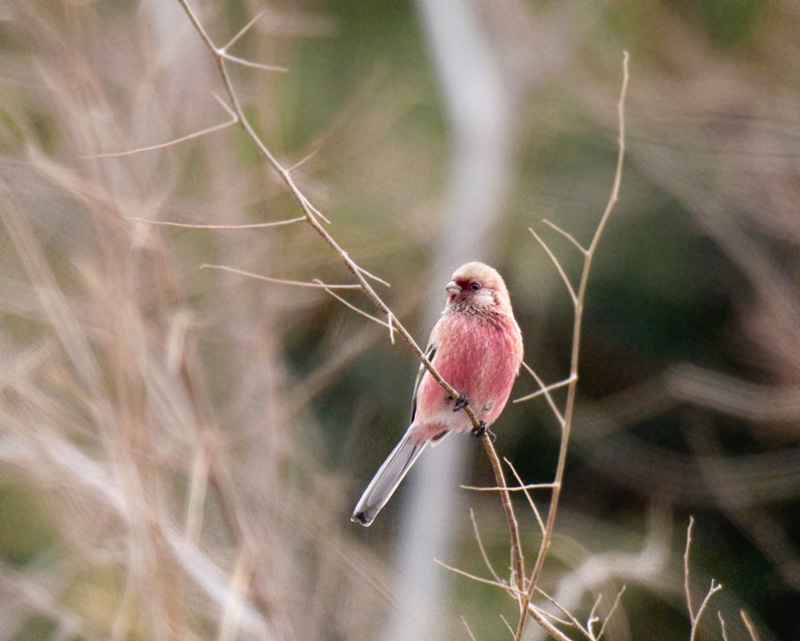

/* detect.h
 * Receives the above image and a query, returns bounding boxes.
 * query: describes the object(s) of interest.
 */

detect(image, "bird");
[352,261,523,526]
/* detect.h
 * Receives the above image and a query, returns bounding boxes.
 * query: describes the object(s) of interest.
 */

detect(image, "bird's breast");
[414,312,522,431]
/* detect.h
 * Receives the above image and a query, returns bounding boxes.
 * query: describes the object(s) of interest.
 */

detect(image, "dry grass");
[0,3,396,639]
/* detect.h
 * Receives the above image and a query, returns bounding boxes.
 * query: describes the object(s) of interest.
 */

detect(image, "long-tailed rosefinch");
[352,261,523,526]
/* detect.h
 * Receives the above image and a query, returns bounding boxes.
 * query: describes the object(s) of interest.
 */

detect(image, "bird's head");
[445,262,512,315]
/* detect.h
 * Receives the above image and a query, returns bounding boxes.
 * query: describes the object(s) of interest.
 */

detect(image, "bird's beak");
[445,281,461,296]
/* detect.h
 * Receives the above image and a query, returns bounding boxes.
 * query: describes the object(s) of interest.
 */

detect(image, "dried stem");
[513,51,629,641]
[460,616,478,641]
[126,216,306,230]
[469,509,504,588]
[685,517,724,641]
[434,559,520,594]
[481,435,525,594]
[596,586,626,641]
[740,610,761,641]
[173,0,481,431]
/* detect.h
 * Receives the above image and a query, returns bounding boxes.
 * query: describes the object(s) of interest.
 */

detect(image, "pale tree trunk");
[380,1,515,639]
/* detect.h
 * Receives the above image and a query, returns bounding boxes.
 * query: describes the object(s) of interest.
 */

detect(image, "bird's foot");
[470,421,496,442]
[452,392,469,413]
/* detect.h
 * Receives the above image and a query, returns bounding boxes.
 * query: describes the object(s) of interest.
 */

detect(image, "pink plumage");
[352,262,523,526]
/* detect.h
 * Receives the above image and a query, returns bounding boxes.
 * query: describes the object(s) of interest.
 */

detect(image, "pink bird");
[352,261,523,526]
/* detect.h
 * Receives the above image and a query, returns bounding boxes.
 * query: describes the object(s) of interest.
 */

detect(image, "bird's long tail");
[351,429,427,527]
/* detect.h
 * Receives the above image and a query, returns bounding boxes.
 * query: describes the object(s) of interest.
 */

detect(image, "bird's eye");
[471,282,481,291]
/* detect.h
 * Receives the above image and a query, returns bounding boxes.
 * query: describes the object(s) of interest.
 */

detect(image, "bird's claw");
[452,393,469,413]
[470,421,496,441]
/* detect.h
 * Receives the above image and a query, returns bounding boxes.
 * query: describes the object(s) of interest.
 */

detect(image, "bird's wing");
[410,340,437,423]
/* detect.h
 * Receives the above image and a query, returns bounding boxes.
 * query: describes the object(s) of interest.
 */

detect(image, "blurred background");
[1,0,798,640]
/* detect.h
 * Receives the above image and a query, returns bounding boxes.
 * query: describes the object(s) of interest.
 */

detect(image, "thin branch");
[740,611,761,641]
[288,149,320,173]
[356,264,391,287]
[386,311,396,345]
[534,587,592,639]
[435,559,521,594]
[514,50,629,641]
[504,457,546,536]
[596,586,626,641]
[587,593,603,638]
[685,517,723,641]
[297,193,331,224]
[718,612,729,641]
[499,615,515,638]
[316,282,392,330]
[220,52,288,73]
[542,219,587,255]
[524,604,574,641]
[480,435,525,595]
[173,1,481,435]
[460,616,478,641]
[461,482,557,492]
[684,516,697,621]
[86,113,237,158]
[515,362,567,426]
[223,9,267,51]
[529,602,576,629]
[126,216,305,230]
[201,264,361,289]
[513,371,573,410]
[470,509,505,588]
[693,581,723,641]
[528,227,577,306]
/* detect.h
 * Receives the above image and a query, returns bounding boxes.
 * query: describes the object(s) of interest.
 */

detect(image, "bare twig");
[287,149,320,173]
[534,586,593,639]
[126,216,306,230]
[524,604,574,641]
[684,517,723,641]
[513,372,574,405]
[500,615,515,637]
[460,616,478,641]
[530,602,575,628]
[542,219,587,255]
[170,0,484,435]
[528,226,577,305]
[461,482,557,493]
[515,362,567,426]
[220,53,288,72]
[434,559,521,594]
[316,283,393,330]
[469,509,505,589]
[740,610,761,641]
[595,586,626,641]
[86,95,238,158]
[718,611,729,641]
[504,457,546,535]
[480,434,525,595]
[684,517,696,620]
[223,9,267,50]
[514,51,629,641]
[200,264,361,289]
[587,593,603,638]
